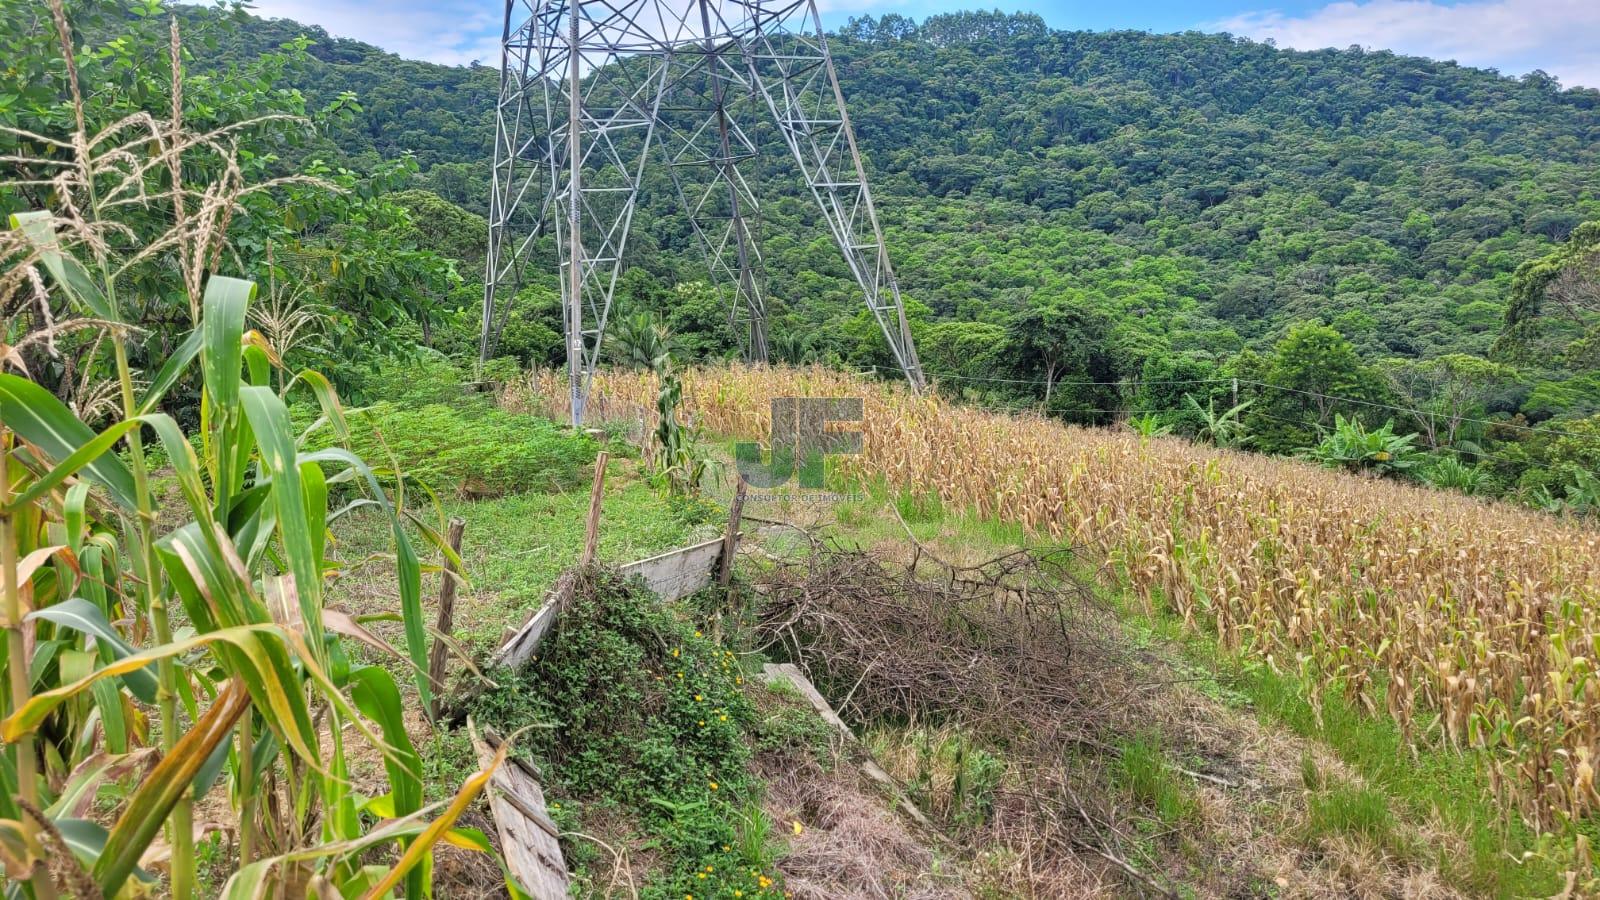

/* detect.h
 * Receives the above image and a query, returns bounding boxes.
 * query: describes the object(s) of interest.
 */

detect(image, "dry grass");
[511,364,1600,831]
[759,757,969,900]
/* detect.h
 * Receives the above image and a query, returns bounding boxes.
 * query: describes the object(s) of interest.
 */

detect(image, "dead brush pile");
[755,544,1105,731]
[753,544,1161,894]
[513,364,1600,830]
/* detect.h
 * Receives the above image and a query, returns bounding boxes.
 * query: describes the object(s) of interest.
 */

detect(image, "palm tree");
[606,312,675,374]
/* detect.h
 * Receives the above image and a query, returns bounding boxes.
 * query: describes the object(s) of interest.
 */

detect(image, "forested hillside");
[196,9,1600,348]
[12,2,1600,505]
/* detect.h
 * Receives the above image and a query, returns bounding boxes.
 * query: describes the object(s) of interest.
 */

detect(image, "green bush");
[1421,454,1493,495]
[1298,414,1423,477]
[472,568,783,899]
[349,351,470,406]
[327,399,596,496]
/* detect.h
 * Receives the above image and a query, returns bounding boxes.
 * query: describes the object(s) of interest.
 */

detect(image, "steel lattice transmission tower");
[479,0,925,425]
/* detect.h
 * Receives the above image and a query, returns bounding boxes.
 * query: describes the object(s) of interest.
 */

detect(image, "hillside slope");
[503,361,1600,892]
[183,7,1600,361]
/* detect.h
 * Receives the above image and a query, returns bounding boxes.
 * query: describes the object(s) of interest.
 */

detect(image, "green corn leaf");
[202,276,256,511]
[200,276,254,418]
[54,817,111,870]
[91,675,128,755]
[141,412,219,535]
[28,638,65,689]
[224,482,275,570]
[63,482,89,553]
[217,804,441,899]
[350,666,422,815]
[193,719,235,799]
[94,679,251,896]
[137,328,202,415]
[0,624,320,774]
[358,738,511,900]
[156,529,223,634]
[243,341,272,387]
[240,386,323,644]
[0,374,137,509]
[300,460,329,581]
[302,447,429,711]
[4,417,141,513]
[285,369,352,444]
[29,597,158,703]
[153,542,320,764]
[9,211,119,321]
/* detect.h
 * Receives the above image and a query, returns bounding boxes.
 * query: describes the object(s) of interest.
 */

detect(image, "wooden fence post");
[581,450,608,566]
[427,516,466,720]
[718,476,747,586]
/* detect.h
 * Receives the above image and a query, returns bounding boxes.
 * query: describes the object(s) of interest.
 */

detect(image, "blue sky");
[244,0,1599,88]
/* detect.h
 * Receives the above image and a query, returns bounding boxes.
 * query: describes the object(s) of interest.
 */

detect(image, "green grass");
[435,472,709,648]
[1188,642,1574,897]
[328,460,708,654]
[1114,733,1199,827]
[1301,774,1405,856]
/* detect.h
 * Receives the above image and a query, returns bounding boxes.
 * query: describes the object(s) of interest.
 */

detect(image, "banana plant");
[1,213,497,898]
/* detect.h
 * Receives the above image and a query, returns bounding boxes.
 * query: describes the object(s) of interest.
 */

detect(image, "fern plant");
[1422,454,1492,495]
[1127,412,1173,439]
[606,311,676,373]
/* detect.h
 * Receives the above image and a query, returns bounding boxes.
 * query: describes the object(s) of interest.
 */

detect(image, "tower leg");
[486,0,672,426]
[744,0,924,387]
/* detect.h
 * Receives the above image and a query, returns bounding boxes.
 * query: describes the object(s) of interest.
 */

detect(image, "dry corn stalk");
[511,364,1600,829]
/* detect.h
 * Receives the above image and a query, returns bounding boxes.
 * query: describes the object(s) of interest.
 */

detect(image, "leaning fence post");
[718,475,748,586]
[427,516,466,720]
[581,450,608,566]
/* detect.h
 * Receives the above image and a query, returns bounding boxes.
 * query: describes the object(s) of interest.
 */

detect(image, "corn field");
[0,8,502,896]
[518,365,1600,830]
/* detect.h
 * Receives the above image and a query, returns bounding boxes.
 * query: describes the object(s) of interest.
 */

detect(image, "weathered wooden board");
[618,535,730,602]
[493,571,578,670]
[475,732,569,900]
[759,663,945,838]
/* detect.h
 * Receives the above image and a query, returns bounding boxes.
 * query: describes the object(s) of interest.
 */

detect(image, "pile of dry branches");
[754,543,1110,741]
[754,545,1203,896]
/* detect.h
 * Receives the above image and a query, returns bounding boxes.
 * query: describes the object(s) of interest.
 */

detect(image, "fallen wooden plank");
[759,663,947,840]
[475,731,569,900]
[618,535,729,602]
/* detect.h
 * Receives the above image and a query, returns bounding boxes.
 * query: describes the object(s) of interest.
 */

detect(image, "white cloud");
[244,0,907,66]
[246,0,504,65]
[1209,0,1600,89]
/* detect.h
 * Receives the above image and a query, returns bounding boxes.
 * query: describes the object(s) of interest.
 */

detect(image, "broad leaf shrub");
[1298,414,1424,477]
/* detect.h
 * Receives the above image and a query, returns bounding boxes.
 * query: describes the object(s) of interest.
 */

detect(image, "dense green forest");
[5,1,1600,507]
